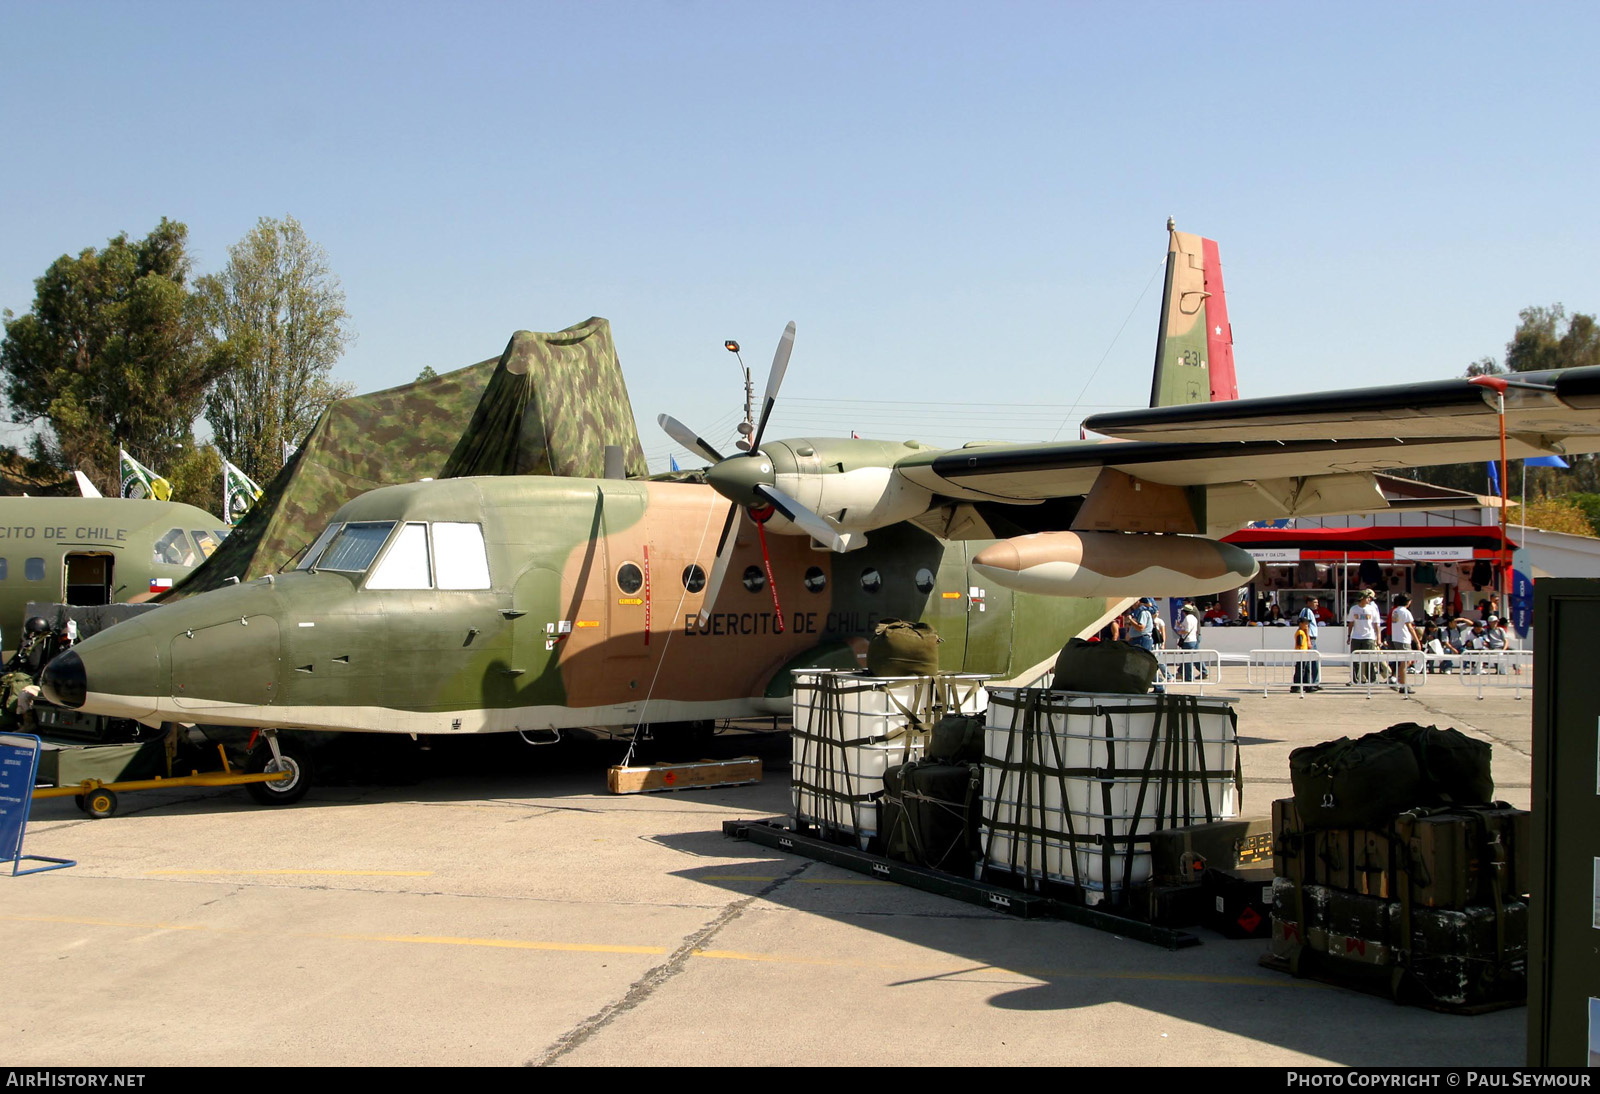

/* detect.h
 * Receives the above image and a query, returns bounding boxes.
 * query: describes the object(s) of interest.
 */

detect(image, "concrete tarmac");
[0,671,1535,1067]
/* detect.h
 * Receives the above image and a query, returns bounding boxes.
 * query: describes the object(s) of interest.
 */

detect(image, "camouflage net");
[172,317,645,595]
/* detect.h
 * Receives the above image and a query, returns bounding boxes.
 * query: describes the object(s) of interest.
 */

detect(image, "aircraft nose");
[41,649,86,709]
[705,452,776,507]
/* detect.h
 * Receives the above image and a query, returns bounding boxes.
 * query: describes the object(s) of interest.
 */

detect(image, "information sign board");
[0,733,74,876]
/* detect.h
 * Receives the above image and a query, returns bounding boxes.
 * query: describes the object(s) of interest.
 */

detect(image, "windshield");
[296,523,343,571]
[312,521,396,573]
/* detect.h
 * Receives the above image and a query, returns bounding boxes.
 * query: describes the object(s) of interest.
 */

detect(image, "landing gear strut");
[246,730,314,806]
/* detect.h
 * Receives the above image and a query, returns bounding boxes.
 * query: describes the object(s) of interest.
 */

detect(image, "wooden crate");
[606,757,763,795]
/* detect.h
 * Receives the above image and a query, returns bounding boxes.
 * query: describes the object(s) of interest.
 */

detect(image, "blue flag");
[1525,454,1569,468]
[1487,461,1500,495]
[670,455,680,472]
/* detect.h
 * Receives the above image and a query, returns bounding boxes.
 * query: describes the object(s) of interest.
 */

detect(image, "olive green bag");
[867,619,942,677]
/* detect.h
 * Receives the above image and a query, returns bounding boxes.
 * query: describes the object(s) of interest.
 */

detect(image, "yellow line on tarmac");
[145,869,433,877]
[0,913,1322,990]
[327,933,667,955]
[698,875,891,886]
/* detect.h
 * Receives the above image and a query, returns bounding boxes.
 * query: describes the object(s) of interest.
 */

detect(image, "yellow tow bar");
[32,744,291,818]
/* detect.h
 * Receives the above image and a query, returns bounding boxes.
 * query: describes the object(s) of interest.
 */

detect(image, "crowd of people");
[1094,591,1515,694]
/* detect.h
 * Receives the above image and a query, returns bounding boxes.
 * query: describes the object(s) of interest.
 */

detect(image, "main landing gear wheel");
[82,788,118,819]
[246,739,314,806]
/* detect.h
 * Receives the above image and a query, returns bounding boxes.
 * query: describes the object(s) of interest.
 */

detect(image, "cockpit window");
[153,528,196,567]
[296,523,344,571]
[367,523,431,589]
[191,530,223,558]
[314,521,395,573]
[432,523,491,589]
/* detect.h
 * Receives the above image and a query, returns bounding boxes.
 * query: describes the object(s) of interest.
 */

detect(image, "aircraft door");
[64,553,113,606]
[963,571,1015,677]
[923,543,969,671]
[504,565,566,708]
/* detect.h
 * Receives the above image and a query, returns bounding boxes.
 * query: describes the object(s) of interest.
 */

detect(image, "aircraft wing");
[892,366,1600,529]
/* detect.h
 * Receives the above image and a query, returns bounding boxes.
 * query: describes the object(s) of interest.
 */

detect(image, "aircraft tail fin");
[74,470,102,498]
[1148,220,1239,408]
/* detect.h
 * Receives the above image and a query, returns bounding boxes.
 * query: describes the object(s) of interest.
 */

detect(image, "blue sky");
[2,1,1595,471]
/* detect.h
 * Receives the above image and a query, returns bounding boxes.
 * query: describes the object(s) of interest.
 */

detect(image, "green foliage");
[166,445,224,517]
[416,365,438,382]
[1517,495,1596,537]
[0,218,224,491]
[1505,305,1600,374]
[196,216,354,485]
[1565,492,1600,536]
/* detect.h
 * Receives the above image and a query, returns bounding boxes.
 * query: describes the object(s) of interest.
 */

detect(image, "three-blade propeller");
[660,322,851,624]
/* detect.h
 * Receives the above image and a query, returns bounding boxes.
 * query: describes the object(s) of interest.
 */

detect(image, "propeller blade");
[748,321,795,453]
[696,503,741,627]
[657,414,725,464]
[753,483,857,553]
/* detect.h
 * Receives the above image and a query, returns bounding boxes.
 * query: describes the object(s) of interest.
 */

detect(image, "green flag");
[119,448,172,501]
[222,456,263,525]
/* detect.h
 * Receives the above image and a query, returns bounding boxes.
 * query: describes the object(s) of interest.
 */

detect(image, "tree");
[197,216,354,484]
[0,218,223,492]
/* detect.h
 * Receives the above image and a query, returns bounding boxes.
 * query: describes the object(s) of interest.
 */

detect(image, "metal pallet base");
[722,818,1201,950]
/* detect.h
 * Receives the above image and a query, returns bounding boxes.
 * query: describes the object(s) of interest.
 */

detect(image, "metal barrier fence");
[1346,649,1427,697]
[1154,649,1223,694]
[1244,650,1324,697]
[1419,650,1534,699]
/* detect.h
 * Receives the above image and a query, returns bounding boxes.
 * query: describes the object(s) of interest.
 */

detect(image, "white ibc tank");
[981,687,1239,902]
[791,670,991,848]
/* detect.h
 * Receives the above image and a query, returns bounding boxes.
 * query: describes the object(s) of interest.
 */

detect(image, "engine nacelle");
[971,531,1259,598]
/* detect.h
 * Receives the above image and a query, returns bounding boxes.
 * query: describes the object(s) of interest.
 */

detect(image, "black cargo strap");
[982,691,1239,908]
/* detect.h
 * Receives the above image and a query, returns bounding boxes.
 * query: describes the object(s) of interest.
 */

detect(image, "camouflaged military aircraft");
[0,497,228,647]
[40,224,1600,802]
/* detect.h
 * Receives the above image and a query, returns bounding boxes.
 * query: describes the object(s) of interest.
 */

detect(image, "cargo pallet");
[722,817,1201,950]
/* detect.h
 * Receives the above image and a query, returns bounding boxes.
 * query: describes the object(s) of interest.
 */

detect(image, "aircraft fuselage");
[43,476,1117,734]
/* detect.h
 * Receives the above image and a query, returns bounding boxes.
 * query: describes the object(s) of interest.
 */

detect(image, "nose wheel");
[246,732,314,806]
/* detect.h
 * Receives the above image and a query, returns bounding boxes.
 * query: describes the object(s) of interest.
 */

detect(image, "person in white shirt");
[1176,601,1201,681]
[1346,590,1382,683]
[1388,593,1422,691]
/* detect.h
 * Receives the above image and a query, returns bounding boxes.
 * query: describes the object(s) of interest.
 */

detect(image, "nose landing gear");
[246,729,314,806]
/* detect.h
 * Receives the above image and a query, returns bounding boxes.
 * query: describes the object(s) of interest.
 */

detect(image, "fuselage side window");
[315,521,395,574]
[297,523,345,571]
[432,522,491,590]
[367,523,432,590]
[191,531,221,558]
[24,557,44,581]
[153,528,195,567]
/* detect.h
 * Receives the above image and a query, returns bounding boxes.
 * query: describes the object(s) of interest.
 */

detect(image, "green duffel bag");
[927,713,985,765]
[881,759,981,872]
[1289,734,1425,830]
[1378,723,1494,806]
[1051,638,1158,694]
[880,761,915,863]
[867,619,942,677]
